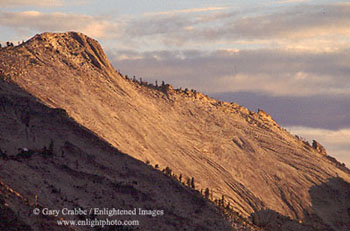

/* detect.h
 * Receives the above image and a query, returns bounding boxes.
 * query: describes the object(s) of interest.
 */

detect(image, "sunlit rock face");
[1,32,349,230]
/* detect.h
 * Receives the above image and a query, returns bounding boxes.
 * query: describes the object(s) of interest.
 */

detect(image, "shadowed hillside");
[1,32,349,230]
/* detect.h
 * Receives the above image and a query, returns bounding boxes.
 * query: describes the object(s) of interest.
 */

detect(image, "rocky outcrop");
[312,140,327,155]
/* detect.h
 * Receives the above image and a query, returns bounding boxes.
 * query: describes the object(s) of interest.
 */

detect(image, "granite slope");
[1,32,349,230]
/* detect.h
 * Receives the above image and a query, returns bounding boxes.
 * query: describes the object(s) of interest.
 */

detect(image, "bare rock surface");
[1,32,350,230]
[312,140,327,156]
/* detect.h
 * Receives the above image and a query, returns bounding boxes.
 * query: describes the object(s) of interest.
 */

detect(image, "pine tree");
[191,177,195,189]
[164,167,172,176]
[204,188,210,199]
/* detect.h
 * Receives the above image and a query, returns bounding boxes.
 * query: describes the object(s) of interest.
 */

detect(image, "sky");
[0,0,349,166]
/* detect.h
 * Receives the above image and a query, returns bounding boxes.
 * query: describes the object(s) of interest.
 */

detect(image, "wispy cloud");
[336,2,350,6]
[0,11,118,39]
[274,0,310,4]
[287,126,350,167]
[0,0,64,7]
[144,6,229,16]
[0,0,93,7]
[117,3,350,52]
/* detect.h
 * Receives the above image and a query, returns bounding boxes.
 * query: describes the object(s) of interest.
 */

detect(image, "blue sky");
[0,0,349,166]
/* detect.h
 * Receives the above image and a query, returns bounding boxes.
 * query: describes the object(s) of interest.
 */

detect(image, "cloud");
[108,48,350,97]
[275,0,310,4]
[337,2,350,6]
[0,0,92,7]
[190,4,350,51]
[286,126,350,167]
[125,14,190,37]
[117,3,350,52]
[144,6,229,16]
[0,0,64,7]
[0,11,118,39]
[208,72,336,96]
[228,5,350,40]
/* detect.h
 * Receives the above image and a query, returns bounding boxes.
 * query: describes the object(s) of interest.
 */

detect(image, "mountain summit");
[1,32,349,230]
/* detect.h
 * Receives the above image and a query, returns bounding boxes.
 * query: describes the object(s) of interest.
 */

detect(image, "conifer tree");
[191,177,195,189]
[204,188,210,199]
[164,167,172,176]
